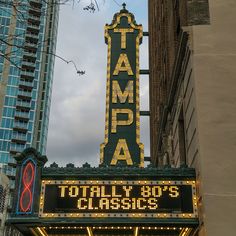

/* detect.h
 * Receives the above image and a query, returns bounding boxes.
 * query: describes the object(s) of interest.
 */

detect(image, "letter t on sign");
[114,28,134,49]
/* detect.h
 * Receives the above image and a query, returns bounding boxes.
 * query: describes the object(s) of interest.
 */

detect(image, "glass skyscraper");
[0,0,59,187]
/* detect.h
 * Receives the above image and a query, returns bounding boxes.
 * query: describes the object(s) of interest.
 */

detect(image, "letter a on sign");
[111,139,133,165]
[113,54,134,76]
[100,6,144,167]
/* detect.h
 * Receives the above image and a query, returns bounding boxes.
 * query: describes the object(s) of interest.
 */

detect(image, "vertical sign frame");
[100,8,144,167]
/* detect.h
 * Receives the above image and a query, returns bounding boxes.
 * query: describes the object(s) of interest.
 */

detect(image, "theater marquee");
[9,5,199,236]
[39,179,198,218]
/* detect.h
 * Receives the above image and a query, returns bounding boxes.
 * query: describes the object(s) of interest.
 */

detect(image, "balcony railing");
[11,133,27,142]
[17,90,32,99]
[25,32,39,40]
[19,80,34,88]
[20,70,35,79]
[29,7,41,15]
[5,169,16,177]
[25,41,37,49]
[9,143,25,153]
[28,14,40,22]
[30,0,42,4]
[16,101,31,109]
[0,165,16,176]
[7,157,17,167]
[22,61,36,70]
[13,121,28,131]
[27,23,40,31]
[23,51,36,59]
[15,111,30,120]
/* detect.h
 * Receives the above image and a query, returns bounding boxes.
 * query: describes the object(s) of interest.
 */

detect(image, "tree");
[0,0,123,74]
[0,0,87,75]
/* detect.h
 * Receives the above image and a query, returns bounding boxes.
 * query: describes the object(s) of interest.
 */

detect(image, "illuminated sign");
[39,180,198,218]
[100,8,144,167]
[17,158,36,214]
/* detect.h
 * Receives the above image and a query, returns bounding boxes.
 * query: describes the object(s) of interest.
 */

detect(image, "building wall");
[0,1,59,187]
[148,0,180,164]
[191,0,236,234]
[0,173,9,235]
[32,2,59,155]
[149,0,236,235]
[148,0,206,164]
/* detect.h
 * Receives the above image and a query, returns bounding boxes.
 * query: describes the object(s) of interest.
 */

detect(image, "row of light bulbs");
[40,213,197,218]
[41,180,196,185]
[46,226,187,230]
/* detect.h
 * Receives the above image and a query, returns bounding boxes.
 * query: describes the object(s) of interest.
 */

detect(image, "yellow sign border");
[39,179,198,219]
[100,12,144,167]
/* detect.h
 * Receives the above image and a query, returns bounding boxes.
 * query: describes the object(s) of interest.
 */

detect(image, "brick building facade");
[149,0,236,235]
[149,0,209,165]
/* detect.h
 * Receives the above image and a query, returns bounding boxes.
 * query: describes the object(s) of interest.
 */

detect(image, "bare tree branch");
[0,0,118,75]
[0,37,84,75]
[43,51,85,75]
[0,50,22,70]
[0,0,86,75]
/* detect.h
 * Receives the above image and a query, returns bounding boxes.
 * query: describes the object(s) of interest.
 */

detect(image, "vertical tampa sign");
[100,6,144,167]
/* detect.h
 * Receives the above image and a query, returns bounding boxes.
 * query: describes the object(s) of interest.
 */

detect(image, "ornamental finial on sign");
[122,2,126,10]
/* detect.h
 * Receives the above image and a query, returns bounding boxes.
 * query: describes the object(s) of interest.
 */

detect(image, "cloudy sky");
[46,0,149,167]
